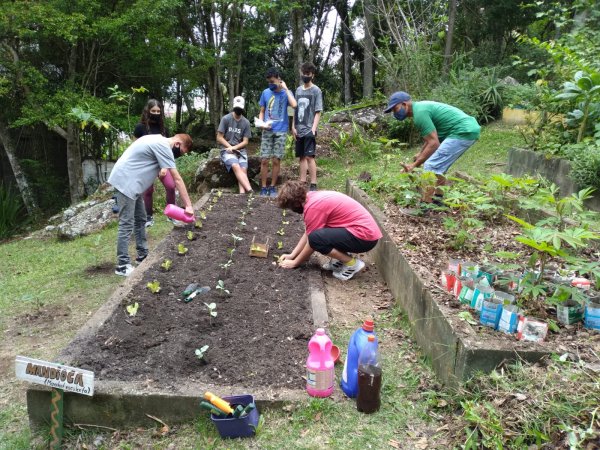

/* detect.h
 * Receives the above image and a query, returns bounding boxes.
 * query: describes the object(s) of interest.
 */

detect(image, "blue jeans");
[424,138,477,174]
[115,190,147,266]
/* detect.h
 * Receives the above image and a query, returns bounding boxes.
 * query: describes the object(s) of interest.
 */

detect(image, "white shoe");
[167,217,185,227]
[145,216,154,228]
[333,259,365,281]
[321,259,344,272]
[115,264,134,277]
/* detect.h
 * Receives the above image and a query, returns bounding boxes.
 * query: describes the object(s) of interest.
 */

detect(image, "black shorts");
[308,228,379,255]
[295,132,316,158]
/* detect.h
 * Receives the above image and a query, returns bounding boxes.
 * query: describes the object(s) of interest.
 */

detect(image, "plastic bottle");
[340,317,376,398]
[356,335,382,413]
[164,204,195,223]
[306,328,334,397]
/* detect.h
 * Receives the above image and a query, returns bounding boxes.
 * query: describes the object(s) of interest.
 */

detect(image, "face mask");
[172,145,182,158]
[301,75,312,84]
[149,112,161,122]
[290,205,304,214]
[268,83,278,91]
[233,107,243,116]
[393,106,407,121]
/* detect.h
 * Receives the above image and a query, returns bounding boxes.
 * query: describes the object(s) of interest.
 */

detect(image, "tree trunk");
[66,123,84,204]
[291,6,304,87]
[0,122,40,217]
[442,0,457,77]
[362,0,375,98]
[336,0,352,105]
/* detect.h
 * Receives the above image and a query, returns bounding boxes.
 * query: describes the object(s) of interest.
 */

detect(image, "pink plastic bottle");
[306,328,334,397]
[164,204,195,223]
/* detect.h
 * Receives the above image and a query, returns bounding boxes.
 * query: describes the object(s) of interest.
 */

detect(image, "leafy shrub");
[20,158,69,214]
[176,152,206,188]
[0,183,24,239]
[564,142,600,191]
[501,83,540,110]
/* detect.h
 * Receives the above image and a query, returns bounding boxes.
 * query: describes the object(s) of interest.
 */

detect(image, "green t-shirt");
[412,101,480,141]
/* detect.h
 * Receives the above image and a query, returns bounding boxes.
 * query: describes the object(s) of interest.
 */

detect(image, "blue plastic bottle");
[341,317,376,398]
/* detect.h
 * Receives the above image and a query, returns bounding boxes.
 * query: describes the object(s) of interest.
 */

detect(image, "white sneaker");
[145,216,154,228]
[167,217,185,227]
[115,264,134,277]
[321,259,344,272]
[333,259,366,281]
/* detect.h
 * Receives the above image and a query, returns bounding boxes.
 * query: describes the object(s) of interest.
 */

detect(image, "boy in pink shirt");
[276,181,382,280]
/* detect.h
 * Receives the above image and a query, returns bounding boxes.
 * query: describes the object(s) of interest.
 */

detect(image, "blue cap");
[384,91,411,113]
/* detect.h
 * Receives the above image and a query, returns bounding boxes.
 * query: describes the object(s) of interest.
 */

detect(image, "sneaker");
[145,216,154,228]
[135,254,148,264]
[321,258,345,271]
[333,259,366,281]
[309,184,318,191]
[167,217,185,227]
[111,196,119,214]
[259,187,269,197]
[115,264,134,277]
[268,186,277,198]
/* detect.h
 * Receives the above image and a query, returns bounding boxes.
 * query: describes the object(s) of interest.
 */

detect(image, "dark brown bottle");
[356,335,382,413]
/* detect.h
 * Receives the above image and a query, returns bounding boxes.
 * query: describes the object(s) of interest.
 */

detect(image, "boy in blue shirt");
[258,67,297,197]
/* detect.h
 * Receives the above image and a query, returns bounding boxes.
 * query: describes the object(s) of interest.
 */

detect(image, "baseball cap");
[383,91,411,113]
[232,96,245,110]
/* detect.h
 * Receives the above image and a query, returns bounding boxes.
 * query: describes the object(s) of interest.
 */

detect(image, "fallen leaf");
[435,424,450,432]
[300,428,309,437]
[511,393,527,401]
[492,397,507,407]
[314,412,322,421]
[435,399,448,408]
[388,439,401,448]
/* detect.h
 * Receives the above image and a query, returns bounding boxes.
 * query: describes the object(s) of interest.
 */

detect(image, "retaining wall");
[507,147,600,212]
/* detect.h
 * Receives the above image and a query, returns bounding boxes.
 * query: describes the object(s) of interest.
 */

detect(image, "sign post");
[15,355,94,448]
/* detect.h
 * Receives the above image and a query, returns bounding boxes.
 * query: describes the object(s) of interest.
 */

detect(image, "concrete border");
[346,180,550,386]
[507,147,600,212]
[26,193,323,429]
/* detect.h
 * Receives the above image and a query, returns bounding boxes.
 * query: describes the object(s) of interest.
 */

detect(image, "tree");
[442,0,457,76]
[362,0,375,98]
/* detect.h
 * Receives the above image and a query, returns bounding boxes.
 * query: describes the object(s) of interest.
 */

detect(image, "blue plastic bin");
[210,394,259,439]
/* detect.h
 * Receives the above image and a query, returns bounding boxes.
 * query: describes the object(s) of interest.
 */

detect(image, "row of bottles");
[306,318,381,414]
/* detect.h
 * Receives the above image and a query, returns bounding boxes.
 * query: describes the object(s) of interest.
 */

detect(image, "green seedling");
[199,211,207,220]
[212,196,218,204]
[147,280,161,294]
[219,260,233,270]
[250,244,264,252]
[187,230,196,241]
[216,280,230,295]
[216,190,222,198]
[240,220,246,226]
[227,248,236,258]
[282,209,286,217]
[177,243,188,255]
[277,241,283,250]
[194,220,203,229]
[126,302,139,316]
[207,204,213,211]
[160,259,172,271]
[458,311,477,325]
[231,233,243,242]
[276,227,285,236]
[204,302,218,318]
[281,220,289,225]
[195,345,209,360]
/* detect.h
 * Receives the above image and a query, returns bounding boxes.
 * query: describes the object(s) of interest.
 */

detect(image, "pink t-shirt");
[303,191,382,241]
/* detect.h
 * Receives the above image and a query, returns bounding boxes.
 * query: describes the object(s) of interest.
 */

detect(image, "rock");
[502,76,520,86]
[45,225,56,232]
[63,208,76,220]
[56,199,117,240]
[329,111,352,123]
[193,148,261,191]
[352,107,381,127]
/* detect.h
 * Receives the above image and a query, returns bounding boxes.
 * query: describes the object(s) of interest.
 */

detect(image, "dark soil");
[376,199,600,354]
[70,193,314,389]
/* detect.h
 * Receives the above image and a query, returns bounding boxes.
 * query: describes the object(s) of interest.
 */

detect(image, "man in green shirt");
[384,91,480,195]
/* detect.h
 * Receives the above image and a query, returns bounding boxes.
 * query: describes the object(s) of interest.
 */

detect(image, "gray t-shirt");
[294,85,323,138]
[217,113,251,150]
[108,134,176,200]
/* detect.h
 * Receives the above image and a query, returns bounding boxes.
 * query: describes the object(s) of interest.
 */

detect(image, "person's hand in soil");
[279,257,299,269]
[401,162,416,173]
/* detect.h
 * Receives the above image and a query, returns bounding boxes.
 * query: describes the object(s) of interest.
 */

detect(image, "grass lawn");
[2,120,597,449]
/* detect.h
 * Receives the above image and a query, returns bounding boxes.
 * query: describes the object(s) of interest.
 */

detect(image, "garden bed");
[346,180,600,384]
[27,192,320,428]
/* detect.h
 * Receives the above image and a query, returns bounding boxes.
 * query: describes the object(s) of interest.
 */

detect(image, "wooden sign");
[15,355,94,396]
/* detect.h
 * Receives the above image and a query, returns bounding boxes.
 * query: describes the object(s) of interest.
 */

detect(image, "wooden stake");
[49,388,64,450]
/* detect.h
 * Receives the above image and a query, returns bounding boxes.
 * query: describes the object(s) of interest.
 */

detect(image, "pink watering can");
[164,204,195,223]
